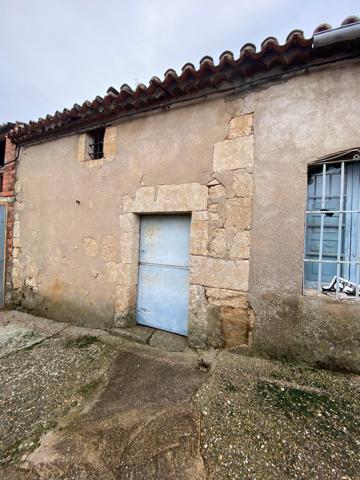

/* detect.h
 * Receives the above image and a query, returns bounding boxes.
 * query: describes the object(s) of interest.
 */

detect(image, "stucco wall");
[12,96,255,348]
[248,61,360,372]
[11,60,360,370]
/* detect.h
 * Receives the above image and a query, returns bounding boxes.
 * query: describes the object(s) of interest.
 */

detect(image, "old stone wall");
[12,97,255,348]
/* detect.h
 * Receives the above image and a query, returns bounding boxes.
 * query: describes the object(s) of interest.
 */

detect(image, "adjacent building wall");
[248,60,360,372]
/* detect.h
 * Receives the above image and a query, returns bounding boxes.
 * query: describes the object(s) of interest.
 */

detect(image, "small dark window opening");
[0,174,3,193]
[88,128,105,160]
[0,140,6,167]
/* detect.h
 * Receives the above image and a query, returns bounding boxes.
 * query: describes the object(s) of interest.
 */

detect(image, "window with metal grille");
[304,150,360,299]
[87,128,105,160]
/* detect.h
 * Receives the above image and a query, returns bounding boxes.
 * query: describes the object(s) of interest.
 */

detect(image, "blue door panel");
[136,215,190,336]
[139,215,191,267]
[137,264,189,335]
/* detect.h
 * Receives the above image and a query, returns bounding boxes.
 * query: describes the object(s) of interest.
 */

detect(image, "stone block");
[121,231,139,264]
[233,170,253,198]
[104,126,117,159]
[228,114,253,138]
[123,187,155,212]
[213,136,254,172]
[190,256,249,291]
[188,284,208,349]
[115,284,136,313]
[101,234,119,262]
[220,307,250,347]
[157,183,208,212]
[190,221,208,256]
[206,288,248,309]
[208,228,234,258]
[230,231,250,259]
[76,134,87,162]
[123,183,208,213]
[192,211,208,221]
[225,197,252,229]
[119,213,139,233]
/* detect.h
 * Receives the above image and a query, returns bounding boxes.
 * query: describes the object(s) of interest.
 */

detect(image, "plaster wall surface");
[249,61,360,371]
[13,98,232,330]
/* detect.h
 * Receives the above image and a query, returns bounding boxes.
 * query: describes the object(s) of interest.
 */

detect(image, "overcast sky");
[0,0,358,124]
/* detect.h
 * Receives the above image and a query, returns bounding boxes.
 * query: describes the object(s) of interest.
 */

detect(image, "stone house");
[4,16,360,371]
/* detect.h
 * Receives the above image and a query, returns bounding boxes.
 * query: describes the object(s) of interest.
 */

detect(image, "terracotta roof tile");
[9,16,360,144]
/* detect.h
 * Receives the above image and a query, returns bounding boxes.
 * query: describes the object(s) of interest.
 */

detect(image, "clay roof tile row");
[9,16,360,144]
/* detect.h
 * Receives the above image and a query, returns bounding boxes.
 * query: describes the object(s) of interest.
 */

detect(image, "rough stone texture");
[228,114,253,139]
[225,197,252,229]
[230,230,250,259]
[115,284,136,314]
[206,287,249,308]
[101,234,118,262]
[208,229,229,257]
[190,220,208,256]
[123,183,208,213]
[188,284,208,349]
[219,307,250,347]
[103,126,117,159]
[192,210,208,221]
[81,237,98,257]
[149,330,188,352]
[233,170,253,198]
[76,133,87,162]
[120,231,139,264]
[190,256,249,291]
[213,136,254,172]
[119,213,139,233]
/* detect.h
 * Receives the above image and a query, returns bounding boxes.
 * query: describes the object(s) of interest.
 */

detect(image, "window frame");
[303,149,360,300]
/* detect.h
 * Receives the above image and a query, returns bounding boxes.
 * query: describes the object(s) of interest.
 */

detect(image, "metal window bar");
[304,158,360,300]
[88,129,104,160]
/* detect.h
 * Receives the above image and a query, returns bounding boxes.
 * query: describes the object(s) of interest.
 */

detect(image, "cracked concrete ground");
[0,311,359,479]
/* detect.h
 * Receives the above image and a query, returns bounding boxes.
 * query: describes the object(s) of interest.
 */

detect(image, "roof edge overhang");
[9,16,360,146]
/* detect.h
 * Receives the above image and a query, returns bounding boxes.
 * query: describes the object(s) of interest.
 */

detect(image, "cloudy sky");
[0,0,358,124]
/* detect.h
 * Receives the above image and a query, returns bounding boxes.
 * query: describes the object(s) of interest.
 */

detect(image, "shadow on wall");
[250,293,360,373]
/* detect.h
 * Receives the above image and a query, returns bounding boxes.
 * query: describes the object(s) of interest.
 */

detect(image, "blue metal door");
[0,206,6,308]
[136,215,191,336]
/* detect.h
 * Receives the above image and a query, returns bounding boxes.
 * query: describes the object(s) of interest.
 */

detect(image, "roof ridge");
[9,16,360,143]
